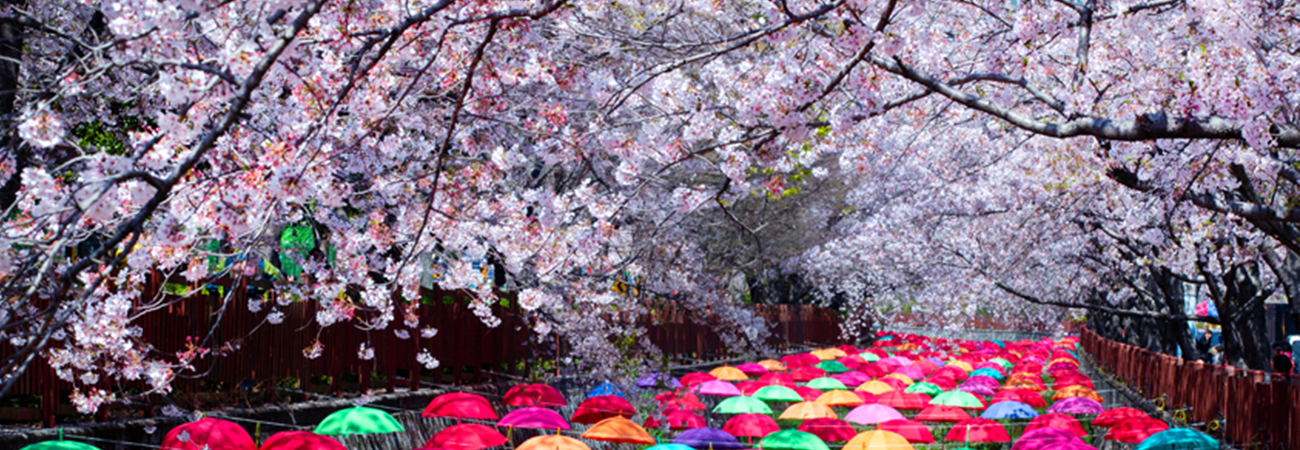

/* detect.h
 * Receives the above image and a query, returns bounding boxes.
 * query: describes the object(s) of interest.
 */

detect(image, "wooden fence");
[3,274,843,426]
[1081,327,1298,450]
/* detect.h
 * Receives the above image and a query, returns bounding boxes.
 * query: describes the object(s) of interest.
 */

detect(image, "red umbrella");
[879,419,935,443]
[835,357,863,370]
[792,386,824,402]
[790,367,827,382]
[915,405,968,423]
[796,418,856,442]
[1093,407,1149,427]
[782,353,821,368]
[429,424,507,450]
[736,381,765,396]
[877,378,907,391]
[162,418,255,450]
[945,418,1009,443]
[681,372,717,388]
[664,409,707,430]
[258,431,345,450]
[1024,413,1087,438]
[876,392,926,410]
[838,345,860,354]
[504,384,566,407]
[723,413,780,443]
[1105,417,1169,443]
[852,391,879,404]
[759,373,795,387]
[571,395,636,424]
[424,393,499,420]
[990,389,1046,408]
[926,376,957,391]
[858,363,887,378]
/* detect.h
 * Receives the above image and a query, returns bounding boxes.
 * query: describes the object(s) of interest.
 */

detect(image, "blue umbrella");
[588,382,624,398]
[981,401,1039,419]
[636,372,682,389]
[673,427,744,450]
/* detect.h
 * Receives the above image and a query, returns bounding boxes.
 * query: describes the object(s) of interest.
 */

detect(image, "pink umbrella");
[498,407,571,430]
[1046,397,1105,415]
[258,431,345,450]
[695,380,742,397]
[723,413,779,444]
[797,418,856,442]
[843,404,905,425]
[736,363,769,377]
[162,418,255,450]
[831,372,870,387]
[958,383,996,396]
[894,366,925,381]
[429,424,508,450]
[964,375,999,387]
[1011,427,1083,450]
[881,357,912,366]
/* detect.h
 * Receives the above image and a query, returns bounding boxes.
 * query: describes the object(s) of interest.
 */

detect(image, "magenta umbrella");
[1011,427,1082,450]
[880,357,912,366]
[695,380,742,397]
[830,372,871,387]
[497,407,571,430]
[964,375,999,387]
[736,363,769,377]
[958,383,997,396]
[894,366,925,380]
[1047,397,1105,415]
[797,418,856,442]
[843,404,905,425]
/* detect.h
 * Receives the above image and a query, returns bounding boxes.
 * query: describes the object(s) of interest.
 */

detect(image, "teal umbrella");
[859,352,881,362]
[806,378,849,391]
[814,361,850,374]
[758,430,830,450]
[991,340,1006,348]
[754,385,804,402]
[969,368,1005,380]
[1134,429,1219,450]
[20,441,98,450]
[714,396,773,414]
[314,406,406,435]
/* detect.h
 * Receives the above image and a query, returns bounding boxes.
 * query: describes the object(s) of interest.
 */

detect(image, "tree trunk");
[1219,263,1272,370]
[0,2,26,212]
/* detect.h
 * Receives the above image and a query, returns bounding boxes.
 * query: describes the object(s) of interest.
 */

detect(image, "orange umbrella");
[710,365,750,381]
[778,402,838,420]
[882,373,914,386]
[856,380,895,395]
[517,435,590,450]
[758,359,789,372]
[581,416,655,445]
[1052,386,1102,402]
[843,430,915,450]
[815,390,865,407]
[812,348,848,361]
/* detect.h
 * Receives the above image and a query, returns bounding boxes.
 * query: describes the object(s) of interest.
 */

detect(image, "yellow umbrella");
[947,360,973,372]
[758,359,788,372]
[710,365,749,381]
[856,380,895,395]
[811,349,846,361]
[815,390,864,407]
[518,435,591,450]
[882,373,914,386]
[778,401,838,420]
[896,343,918,351]
[844,430,915,450]
[581,416,655,445]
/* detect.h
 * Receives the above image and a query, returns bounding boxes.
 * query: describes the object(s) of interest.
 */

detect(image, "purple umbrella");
[843,404,905,425]
[497,407,571,430]
[831,372,871,387]
[694,380,742,397]
[1011,427,1083,450]
[1047,397,1105,415]
[895,366,925,380]
[673,427,744,450]
[959,383,997,396]
[637,373,682,388]
[926,357,947,366]
[1048,362,1078,372]
[965,375,1000,387]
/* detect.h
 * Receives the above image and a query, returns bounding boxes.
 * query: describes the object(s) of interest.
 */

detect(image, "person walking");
[1195,329,1213,363]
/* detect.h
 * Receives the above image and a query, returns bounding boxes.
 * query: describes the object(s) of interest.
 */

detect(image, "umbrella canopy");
[587,382,625,398]
[754,385,805,402]
[759,373,796,387]
[737,363,771,376]
[853,391,880,404]
[783,353,822,368]
[858,363,887,378]
[957,383,996,397]
[812,348,849,360]
[990,389,1046,408]
[648,445,696,450]
[424,393,498,420]
[968,368,1005,380]
[430,424,508,450]
[844,404,905,425]
[1094,407,1150,427]
[929,391,985,410]
[807,377,849,391]
[1025,413,1087,437]
[831,371,871,387]
[517,435,591,450]
[572,395,636,424]
[894,366,925,381]
[314,406,405,435]
[815,390,864,407]
[581,416,655,445]
[797,418,856,442]
[715,396,774,415]
[498,407,571,430]
[1046,397,1105,415]
[1107,418,1170,443]
[737,381,767,396]
[903,382,943,396]
[661,409,707,430]
[674,427,745,450]
[724,413,781,439]
[944,418,1010,443]
[915,405,969,423]
[881,374,914,386]
[981,401,1038,419]
[792,386,825,402]
[711,365,751,381]
[1134,429,1219,450]
[758,430,831,450]
[779,402,838,420]
[20,441,98,450]
[878,419,934,444]
[790,367,828,382]
[758,359,789,372]
[258,431,345,450]
[856,380,895,395]
[876,392,926,410]
[843,430,915,450]
[681,372,719,388]
[877,378,909,392]
[662,393,708,411]
[696,380,743,397]
[638,373,683,389]
[963,375,999,387]
[1053,386,1103,402]
[926,377,957,391]
[1011,427,1083,450]
[504,384,567,407]
[815,361,851,374]
[161,418,255,450]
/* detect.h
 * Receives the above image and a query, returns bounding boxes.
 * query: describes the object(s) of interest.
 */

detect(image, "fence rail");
[2,273,843,427]
[1081,327,1297,450]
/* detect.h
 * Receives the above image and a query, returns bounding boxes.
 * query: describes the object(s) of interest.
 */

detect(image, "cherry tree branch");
[992,280,1219,324]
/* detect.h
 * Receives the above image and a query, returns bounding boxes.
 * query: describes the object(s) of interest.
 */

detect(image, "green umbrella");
[714,396,773,414]
[814,361,850,374]
[970,368,1005,380]
[859,352,881,362]
[754,385,804,402]
[1134,429,1219,450]
[758,430,831,450]
[930,391,984,408]
[988,358,1013,370]
[20,441,98,450]
[314,406,406,435]
[905,382,944,396]
[806,377,848,391]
